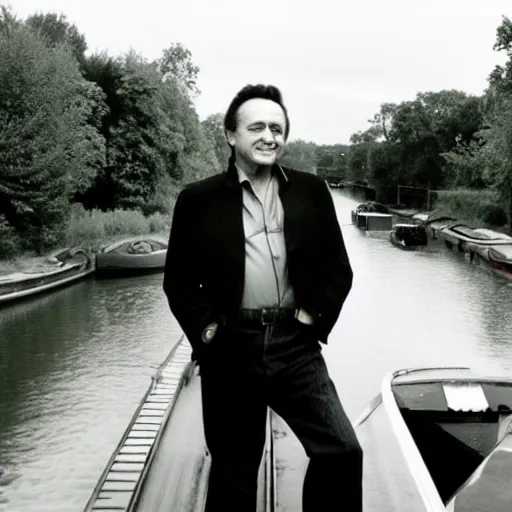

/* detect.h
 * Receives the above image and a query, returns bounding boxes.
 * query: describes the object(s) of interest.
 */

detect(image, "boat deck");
[134,368,210,512]
[84,337,306,512]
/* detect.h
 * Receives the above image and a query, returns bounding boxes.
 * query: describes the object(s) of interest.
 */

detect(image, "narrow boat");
[438,224,512,252]
[95,237,167,277]
[354,366,512,511]
[0,248,94,305]
[389,224,428,250]
[83,336,276,512]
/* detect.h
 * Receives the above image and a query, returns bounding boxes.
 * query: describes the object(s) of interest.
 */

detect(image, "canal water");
[1,191,512,512]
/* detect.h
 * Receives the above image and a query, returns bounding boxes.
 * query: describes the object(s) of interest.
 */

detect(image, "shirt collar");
[235,163,288,185]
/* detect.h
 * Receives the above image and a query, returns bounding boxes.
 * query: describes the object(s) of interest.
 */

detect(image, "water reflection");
[0,275,181,512]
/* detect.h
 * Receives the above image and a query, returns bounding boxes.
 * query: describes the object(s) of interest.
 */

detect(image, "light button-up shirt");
[237,165,295,309]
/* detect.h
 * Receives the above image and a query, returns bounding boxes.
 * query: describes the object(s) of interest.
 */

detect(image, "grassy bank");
[0,205,172,275]
[64,205,170,251]
[429,189,510,233]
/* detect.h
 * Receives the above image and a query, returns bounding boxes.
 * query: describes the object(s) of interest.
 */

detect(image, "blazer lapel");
[222,161,246,268]
[278,171,303,254]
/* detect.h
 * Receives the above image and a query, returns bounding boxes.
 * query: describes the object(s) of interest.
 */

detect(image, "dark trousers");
[199,319,363,511]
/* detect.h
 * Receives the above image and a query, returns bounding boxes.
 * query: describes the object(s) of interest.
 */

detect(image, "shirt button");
[273,254,280,260]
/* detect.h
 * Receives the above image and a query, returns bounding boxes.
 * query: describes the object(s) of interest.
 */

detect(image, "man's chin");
[252,153,277,166]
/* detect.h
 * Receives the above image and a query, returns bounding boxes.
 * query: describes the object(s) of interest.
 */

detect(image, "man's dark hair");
[224,84,290,140]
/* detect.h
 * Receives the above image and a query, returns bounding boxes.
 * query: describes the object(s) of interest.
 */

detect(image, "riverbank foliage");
[431,189,508,229]
[0,6,218,259]
[64,205,169,249]
[2,6,512,260]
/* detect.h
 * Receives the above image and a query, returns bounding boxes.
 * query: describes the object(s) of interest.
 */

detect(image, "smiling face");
[226,98,287,174]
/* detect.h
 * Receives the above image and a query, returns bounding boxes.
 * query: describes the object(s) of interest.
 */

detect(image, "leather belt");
[231,307,297,327]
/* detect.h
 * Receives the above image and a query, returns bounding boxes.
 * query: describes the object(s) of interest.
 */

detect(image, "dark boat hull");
[389,224,428,250]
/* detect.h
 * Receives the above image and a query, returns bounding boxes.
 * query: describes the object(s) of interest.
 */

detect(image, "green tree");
[316,144,349,182]
[478,16,512,232]
[202,113,230,170]
[25,11,87,65]
[279,139,318,174]
[0,10,105,251]
[157,42,200,97]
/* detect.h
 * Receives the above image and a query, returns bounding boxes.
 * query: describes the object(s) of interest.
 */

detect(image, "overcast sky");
[7,0,511,144]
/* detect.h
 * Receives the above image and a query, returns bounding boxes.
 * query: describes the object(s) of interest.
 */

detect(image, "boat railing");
[82,335,193,512]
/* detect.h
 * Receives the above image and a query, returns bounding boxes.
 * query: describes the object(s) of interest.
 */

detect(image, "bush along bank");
[428,189,509,233]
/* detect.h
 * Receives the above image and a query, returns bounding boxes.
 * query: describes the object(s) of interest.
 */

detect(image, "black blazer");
[163,161,353,359]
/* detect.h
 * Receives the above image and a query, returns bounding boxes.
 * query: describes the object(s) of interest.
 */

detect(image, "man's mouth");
[256,146,277,154]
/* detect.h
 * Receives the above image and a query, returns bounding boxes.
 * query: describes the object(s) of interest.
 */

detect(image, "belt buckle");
[261,308,272,326]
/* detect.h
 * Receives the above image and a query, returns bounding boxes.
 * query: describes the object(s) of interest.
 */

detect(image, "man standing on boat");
[164,84,362,511]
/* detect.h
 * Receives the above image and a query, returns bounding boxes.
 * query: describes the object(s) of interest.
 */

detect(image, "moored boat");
[354,366,512,511]
[95,237,167,277]
[438,223,512,252]
[389,223,428,249]
[351,201,390,224]
[0,248,94,305]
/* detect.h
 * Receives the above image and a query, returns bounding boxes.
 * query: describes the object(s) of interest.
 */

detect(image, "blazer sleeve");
[308,181,353,341]
[163,186,217,357]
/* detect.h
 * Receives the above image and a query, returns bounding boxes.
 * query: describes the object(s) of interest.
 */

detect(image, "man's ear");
[225,130,236,147]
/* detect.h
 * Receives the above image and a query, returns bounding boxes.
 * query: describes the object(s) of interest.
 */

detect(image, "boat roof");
[411,213,430,222]
[442,225,512,245]
[473,228,512,241]
[357,212,393,218]
[394,223,423,228]
[102,237,168,253]
[429,219,458,229]
[392,367,512,386]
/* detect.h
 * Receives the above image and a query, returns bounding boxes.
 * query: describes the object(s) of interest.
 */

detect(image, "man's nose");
[261,127,275,143]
